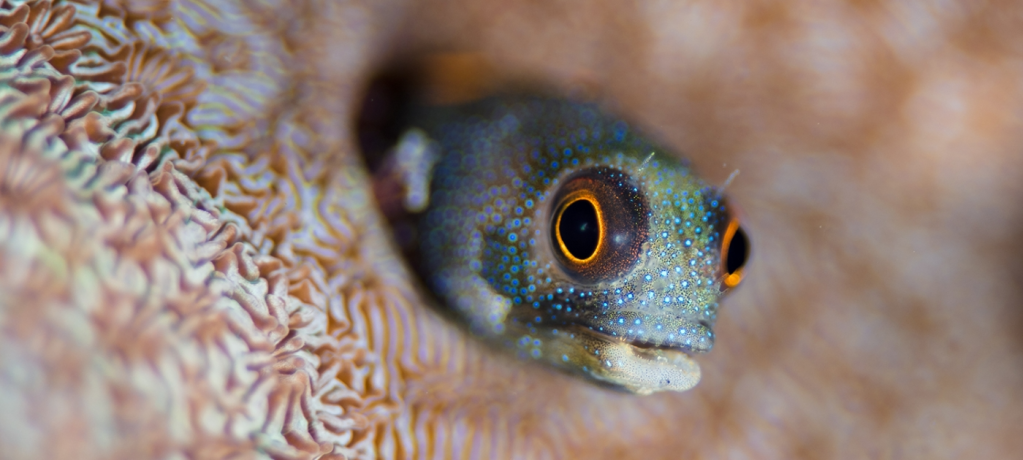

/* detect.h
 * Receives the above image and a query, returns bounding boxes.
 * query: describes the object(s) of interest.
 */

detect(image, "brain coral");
[0,0,378,457]
[2,0,1023,459]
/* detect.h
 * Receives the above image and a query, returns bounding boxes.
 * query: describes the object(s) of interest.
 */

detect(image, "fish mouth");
[624,338,704,361]
[575,318,715,356]
[627,338,693,354]
[584,328,707,358]
[566,326,704,394]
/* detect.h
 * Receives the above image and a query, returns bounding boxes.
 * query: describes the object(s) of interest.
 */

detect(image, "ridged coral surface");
[1,0,1023,459]
[0,1,385,457]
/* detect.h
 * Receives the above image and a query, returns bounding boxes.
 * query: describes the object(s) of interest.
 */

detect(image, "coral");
[0,0,387,458]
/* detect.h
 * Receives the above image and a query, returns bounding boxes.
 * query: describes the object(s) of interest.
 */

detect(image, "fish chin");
[537,326,702,395]
[585,333,702,395]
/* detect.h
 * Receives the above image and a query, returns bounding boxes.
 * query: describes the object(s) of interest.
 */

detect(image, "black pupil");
[726,226,749,274]
[559,199,600,260]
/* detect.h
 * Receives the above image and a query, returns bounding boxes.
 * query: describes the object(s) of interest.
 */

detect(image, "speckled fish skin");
[413,96,735,394]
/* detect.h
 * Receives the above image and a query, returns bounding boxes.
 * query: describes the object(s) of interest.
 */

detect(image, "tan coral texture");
[1,0,1022,459]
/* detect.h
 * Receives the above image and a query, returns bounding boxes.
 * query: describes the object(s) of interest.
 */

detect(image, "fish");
[390,96,746,394]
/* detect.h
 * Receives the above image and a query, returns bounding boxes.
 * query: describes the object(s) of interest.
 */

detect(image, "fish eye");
[720,217,749,290]
[547,167,648,283]
[554,193,602,262]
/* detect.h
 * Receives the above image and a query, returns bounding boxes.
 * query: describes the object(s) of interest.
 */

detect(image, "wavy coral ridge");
[0,1,412,458]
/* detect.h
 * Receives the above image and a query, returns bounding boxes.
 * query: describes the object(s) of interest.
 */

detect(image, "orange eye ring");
[547,166,648,283]
[553,190,605,265]
[720,217,746,290]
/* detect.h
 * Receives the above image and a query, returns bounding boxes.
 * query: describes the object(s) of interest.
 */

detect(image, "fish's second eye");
[720,217,749,290]
[548,167,649,283]
[555,194,602,262]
